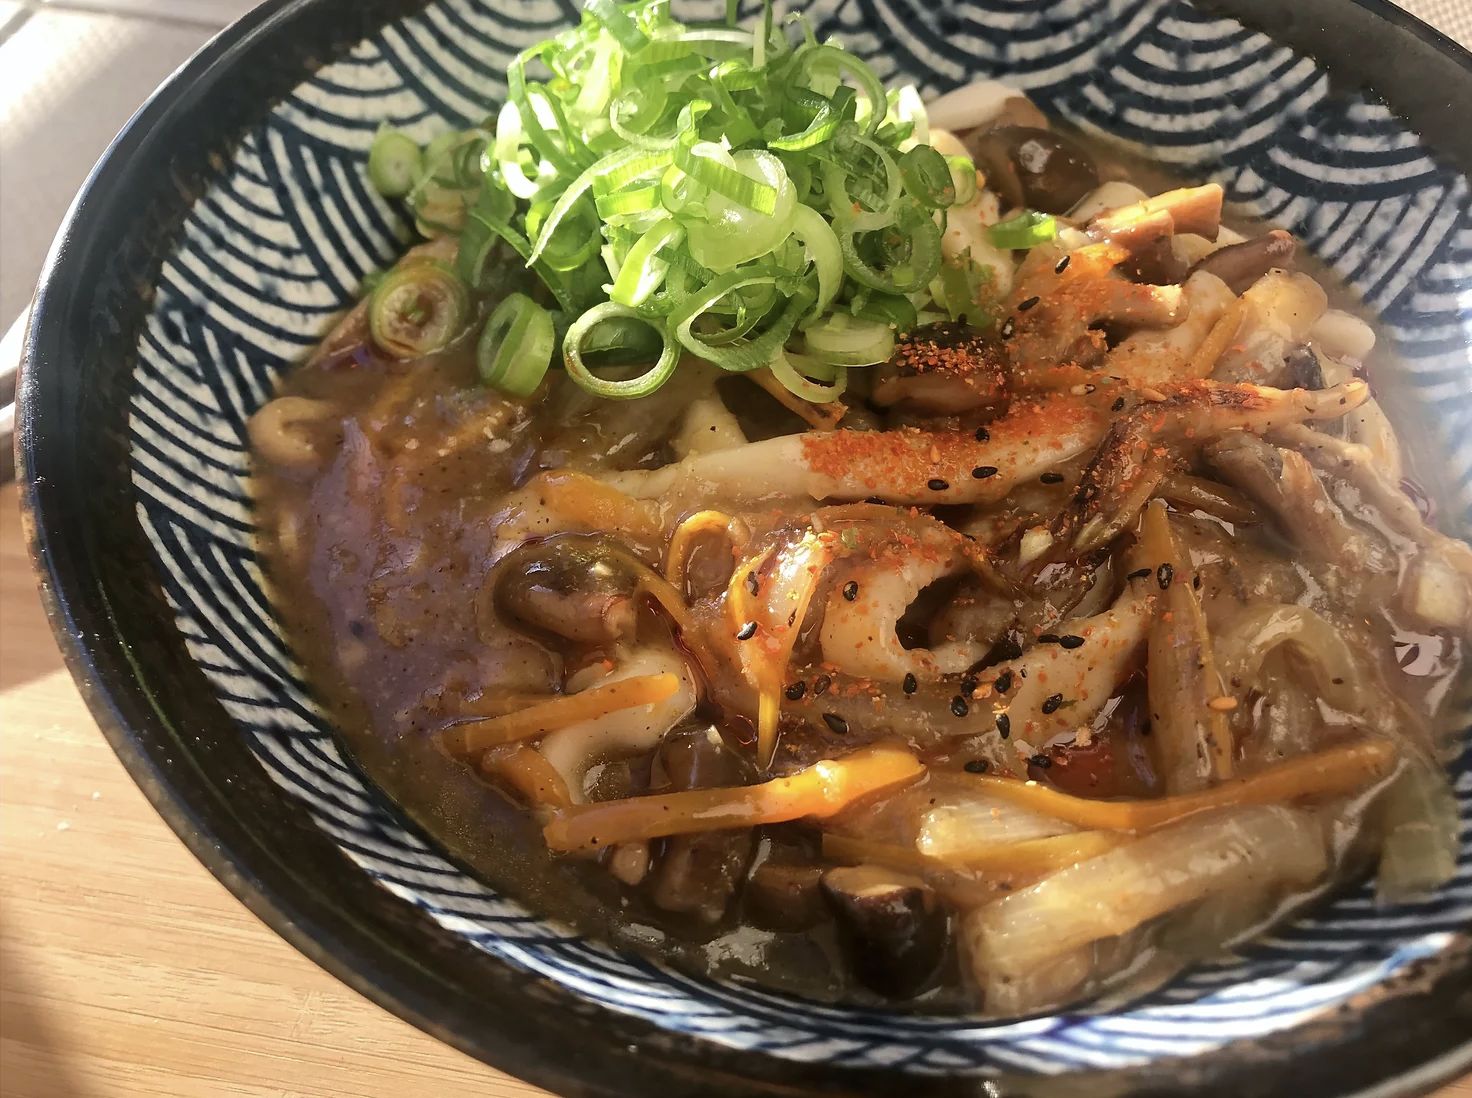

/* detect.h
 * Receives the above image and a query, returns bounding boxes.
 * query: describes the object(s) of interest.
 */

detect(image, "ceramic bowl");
[17,0,1472,1094]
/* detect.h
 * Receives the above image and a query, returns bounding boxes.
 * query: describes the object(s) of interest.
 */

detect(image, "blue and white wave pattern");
[127,0,1472,1075]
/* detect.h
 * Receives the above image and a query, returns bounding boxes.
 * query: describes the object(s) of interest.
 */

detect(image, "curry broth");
[248,127,1468,1010]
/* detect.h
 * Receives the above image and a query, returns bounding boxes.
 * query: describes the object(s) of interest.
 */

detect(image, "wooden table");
[0,478,1467,1097]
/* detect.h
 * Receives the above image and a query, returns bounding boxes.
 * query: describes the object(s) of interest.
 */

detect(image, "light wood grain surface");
[0,478,1468,1097]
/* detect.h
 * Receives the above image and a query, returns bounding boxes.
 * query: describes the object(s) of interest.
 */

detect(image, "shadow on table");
[0,916,94,1098]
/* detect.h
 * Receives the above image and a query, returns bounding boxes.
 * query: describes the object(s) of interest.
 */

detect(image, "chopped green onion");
[573,311,666,361]
[685,151,797,271]
[564,303,679,398]
[898,145,955,209]
[672,273,815,373]
[790,204,841,318]
[368,127,423,198]
[584,0,648,52]
[368,261,471,359]
[988,209,1059,249]
[947,155,978,205]
[851,292,917,331]
[793,44,887,137]
[800,313,895,366]
[478,293,555,396]
[365,0,980,400]
[596,183,662,219]
[930,256,999,326]
[888,85,929,150]
[769,350,848,403]
[611,218,685,306]
[839,198,942,294]
[674,138,780,215]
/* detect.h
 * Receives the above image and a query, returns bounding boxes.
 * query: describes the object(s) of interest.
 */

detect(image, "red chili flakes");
[891,322,1007,382]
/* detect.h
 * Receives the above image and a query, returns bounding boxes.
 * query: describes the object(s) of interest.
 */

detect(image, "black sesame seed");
[1017,295,1040,313]
[1041,693,1064,714]
[996,713,1011,738]
[1000,317,1016,339]
[1058,635,1085,650]
[813,674,832,697]
[842,580,859,601]
[1127,567,1151,581]
[822,712,849,734]
[745,571,759,596]
[994,670,1013,694]
[1038,633,1061,645]
[784,681,807,701]
[1054,255,1071,274]
[1193,573,1202,590]
[1030,754,1053,769]
[1157,563,1175,591]
[927,477,950,492]
[964,759,990,774]
[736,620,758,640]
[950,695,970,717]
[972,465,999,479]
[1331,677,1345,685]
[975,426,991,442]
[902,672,918,695]
[1040,472,1065,485]
[994,639,1024,662]
[961,674,979,697]
[1111,397,1126,412]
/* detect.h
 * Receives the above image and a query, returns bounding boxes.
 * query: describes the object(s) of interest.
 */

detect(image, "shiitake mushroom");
[1189,229,1298,294]
[486,535,638,646]
[821,864,950,998]
[967,126,1100,215]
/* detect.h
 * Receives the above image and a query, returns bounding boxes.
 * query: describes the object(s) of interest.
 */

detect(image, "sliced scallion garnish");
[368,127,424,199]
[366,0,984,403]
[478,293,555,396]
[988,209,1059,250]
[368,261,471,359]
[564,302,680,397]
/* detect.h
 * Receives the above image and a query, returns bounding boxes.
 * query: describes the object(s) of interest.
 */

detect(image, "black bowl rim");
[15,0,1472,1096]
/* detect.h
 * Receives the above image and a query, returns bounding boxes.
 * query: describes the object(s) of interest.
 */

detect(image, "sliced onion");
[962,806,1327,980]
[918,794,1077,861]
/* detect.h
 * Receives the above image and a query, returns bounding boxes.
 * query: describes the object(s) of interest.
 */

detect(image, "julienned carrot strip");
[441,673,680,756]
[479,744,573,809]
[530,469,665,544]
[543,745,924,852]
[968,739,1396,832]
